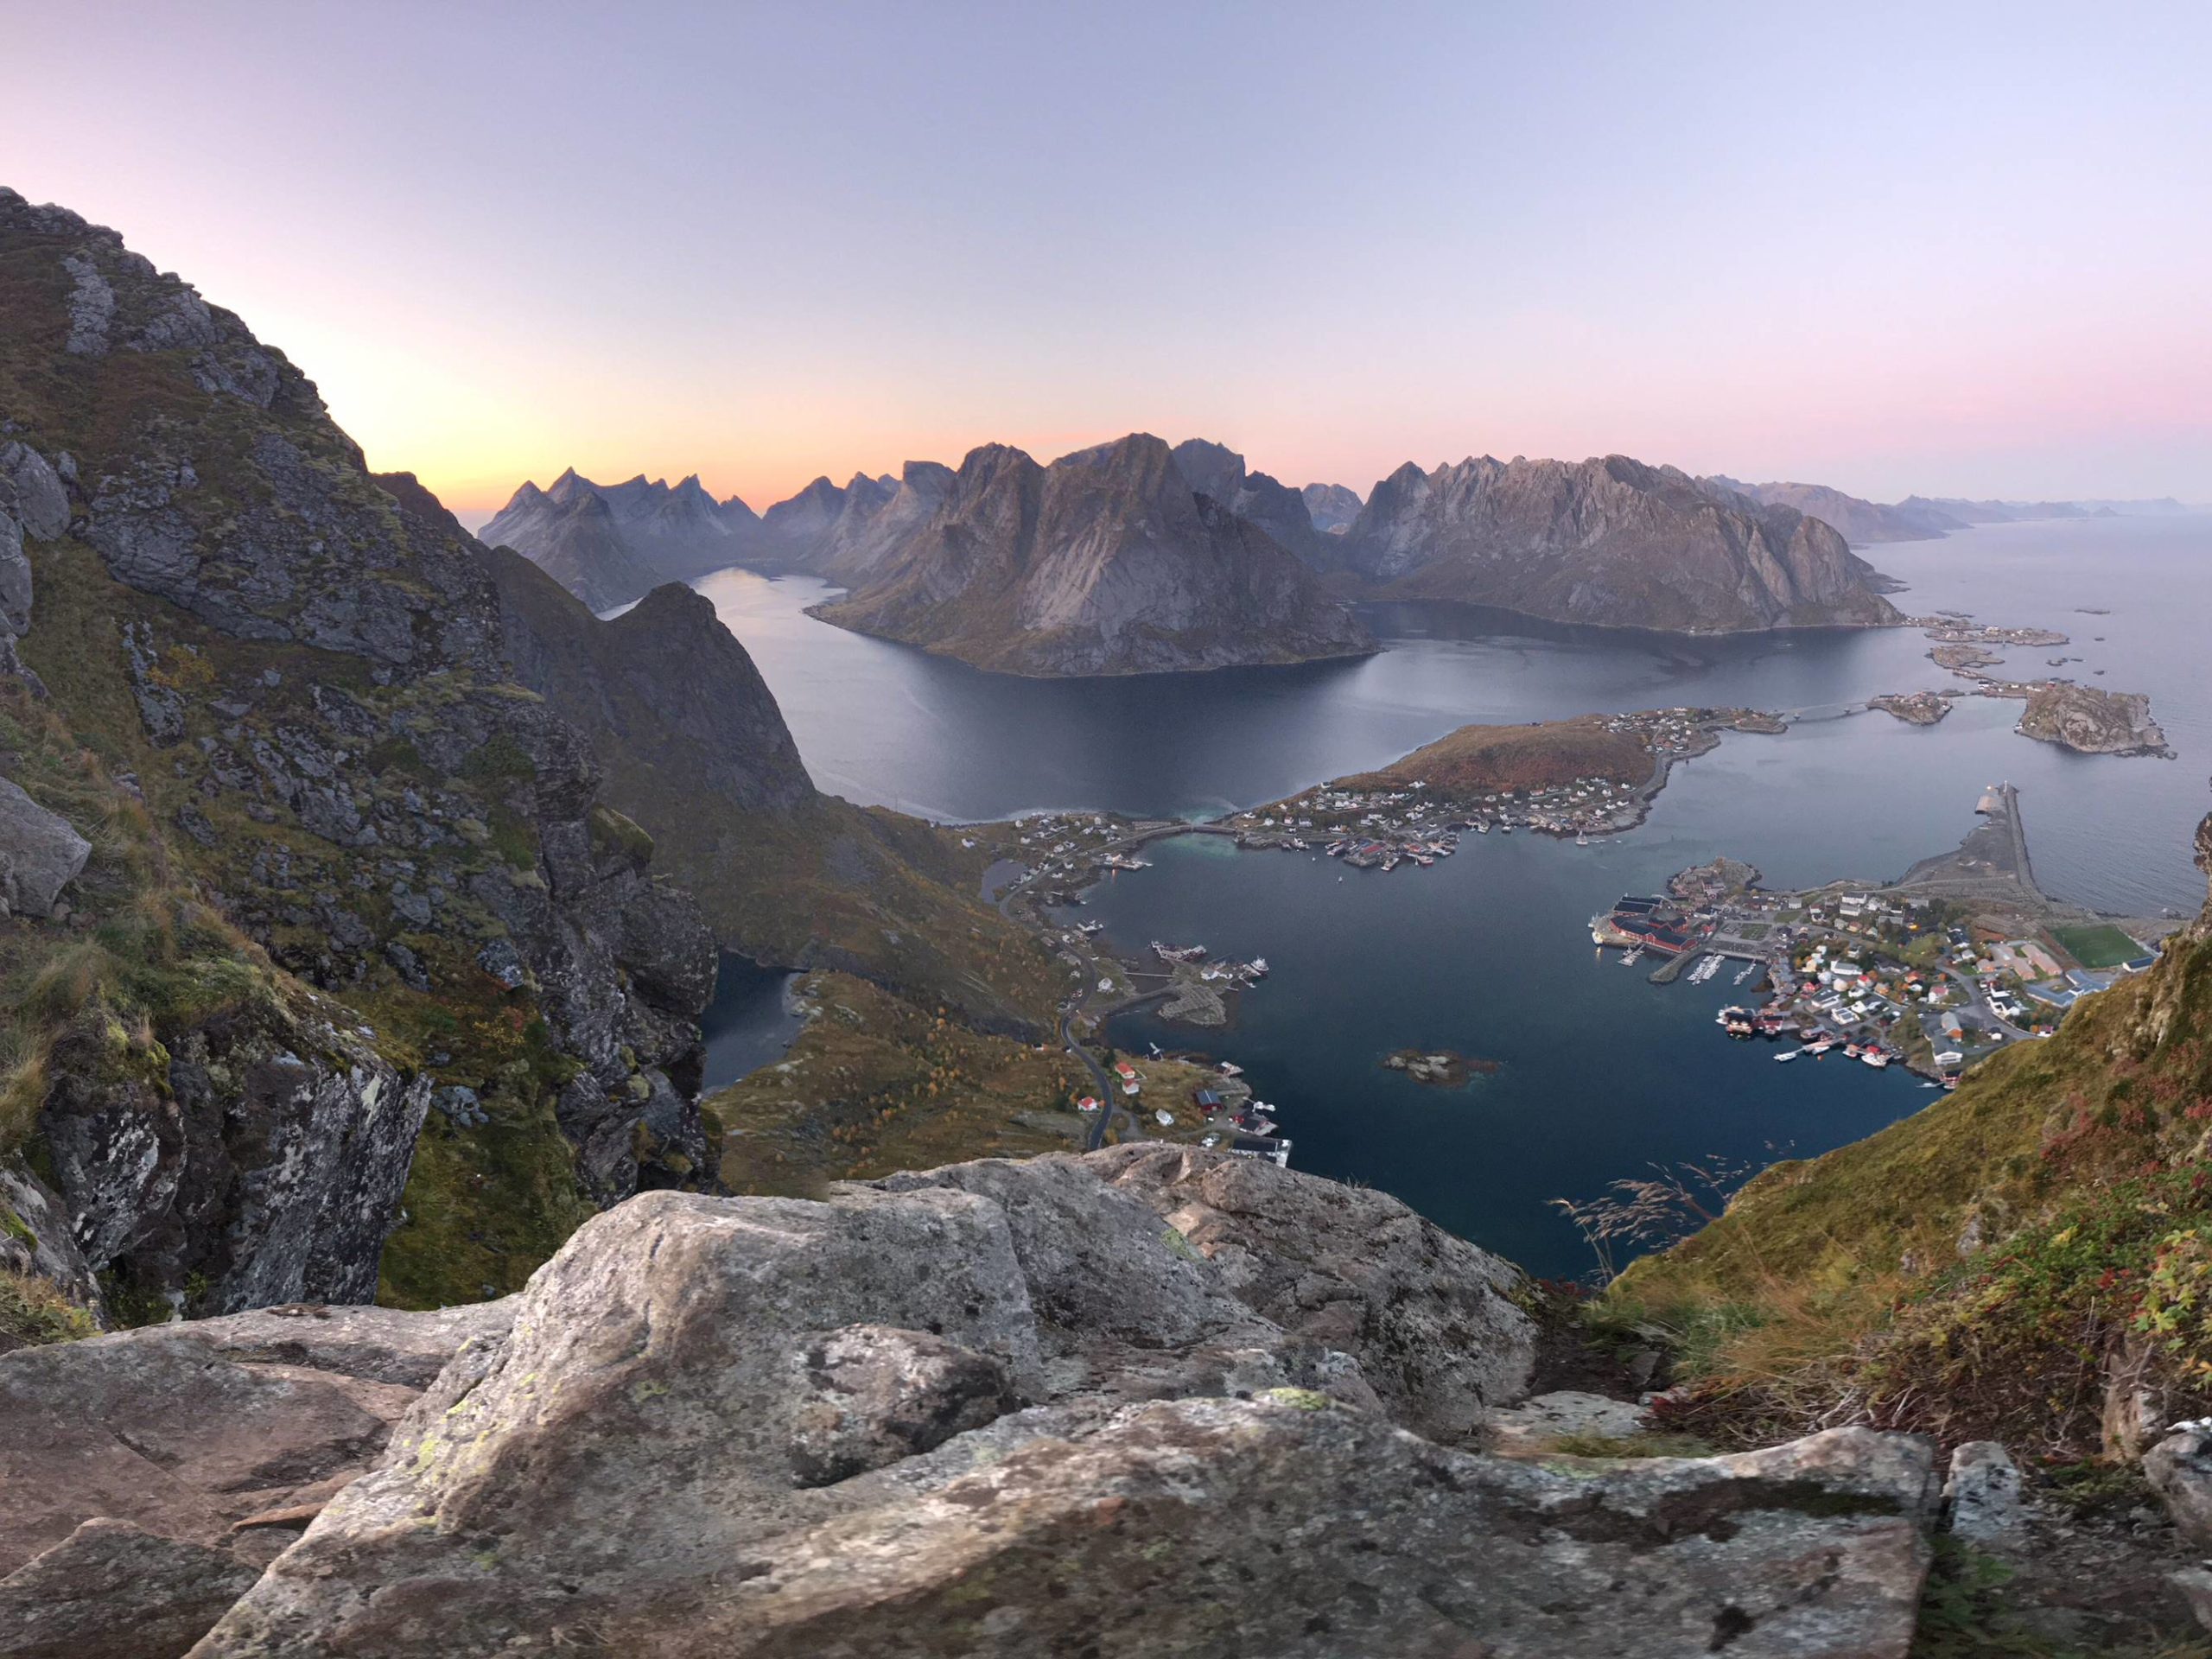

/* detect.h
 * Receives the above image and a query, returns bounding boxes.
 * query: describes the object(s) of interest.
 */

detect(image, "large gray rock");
[0,1159,101,1325]
[0,441,69,544]
[0,516,28,645]
[40,995,435,1311]
[0,779,89,919]
[1484,1388,1651,1455]
[1942,1440,2027,1551]
[1085,1141,1535,1441]
[194,1166,1936,1657]
[2145,1425,2212,1548]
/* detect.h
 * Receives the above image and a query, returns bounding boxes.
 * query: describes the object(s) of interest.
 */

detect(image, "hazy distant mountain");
[810,433,1376,675]
[1168,439,1338,568]
[482,468,758,608]
[757,471,897,566]
[1340,456,1900,632]
[1302,482,1364,534]
[1702,476,1966,545]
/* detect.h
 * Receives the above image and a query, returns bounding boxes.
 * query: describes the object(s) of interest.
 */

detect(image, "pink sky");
[4,3,2207,518]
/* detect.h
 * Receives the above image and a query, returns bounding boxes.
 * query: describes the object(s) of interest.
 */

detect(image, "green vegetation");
[714,971,1088,1197]
[0,1266,98,1347]
[2055,923,2143,970]
[1340,715,1652,797]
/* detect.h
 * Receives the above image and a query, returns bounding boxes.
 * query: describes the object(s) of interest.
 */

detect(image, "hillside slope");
[478,543,1067,1031]
[0,188,721,1317]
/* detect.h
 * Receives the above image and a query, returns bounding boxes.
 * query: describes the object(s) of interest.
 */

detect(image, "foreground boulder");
[0,1300,512,1595]
[186,1151,1936,1657]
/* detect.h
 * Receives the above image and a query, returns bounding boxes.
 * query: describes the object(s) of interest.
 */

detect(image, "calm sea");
[694,514,2212,1275]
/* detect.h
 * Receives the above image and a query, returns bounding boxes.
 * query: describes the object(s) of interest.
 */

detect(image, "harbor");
[1589,785,2176,1088]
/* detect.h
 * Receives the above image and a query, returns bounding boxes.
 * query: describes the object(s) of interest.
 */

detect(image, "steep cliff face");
[480,467,760,608]
[0,188,715,1315]
[1704,476,1964,545]
[1344,455,1902,632]
[813,434,1375,675]
[1169,437,1343,569]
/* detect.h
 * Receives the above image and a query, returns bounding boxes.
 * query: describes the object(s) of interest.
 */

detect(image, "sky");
[3,1,2208,522]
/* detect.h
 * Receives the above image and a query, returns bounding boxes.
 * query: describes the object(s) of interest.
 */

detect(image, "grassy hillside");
[1339,715,1654,795]
[1613,886,2212,1457]
[711,972,1090,1197]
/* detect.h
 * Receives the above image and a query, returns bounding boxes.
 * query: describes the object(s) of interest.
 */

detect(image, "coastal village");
[969,639,2175,1160]
[1591,785,2172,1086]
[1220,705,1789,866]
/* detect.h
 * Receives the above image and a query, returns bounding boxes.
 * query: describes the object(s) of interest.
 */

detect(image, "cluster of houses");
[1073,1060,1291,1166]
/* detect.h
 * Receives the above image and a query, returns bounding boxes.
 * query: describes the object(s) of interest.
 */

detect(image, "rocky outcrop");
[1342,455,1902,632]
[2016,681,2170,755]
[1704,477,1966,545]
[2145,1426,2212,1550]
[811,434,1376,675]
[0,778,88,918]
[0,437,67,685]
[480,467,761,608]
[40,995,434,1312]
[81,1147,1936,1658]
[0,188,720,1310]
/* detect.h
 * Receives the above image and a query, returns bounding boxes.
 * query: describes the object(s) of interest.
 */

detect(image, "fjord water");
[697,515,2212,1274]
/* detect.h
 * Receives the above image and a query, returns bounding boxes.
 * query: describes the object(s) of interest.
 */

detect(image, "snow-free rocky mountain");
[1338,455,1903,632]
[807,433,1378,676]
[495,441,1907,653]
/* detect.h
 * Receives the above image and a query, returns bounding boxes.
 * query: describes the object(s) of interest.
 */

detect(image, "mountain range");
[487,442,1909,658]
[480,468,760,610]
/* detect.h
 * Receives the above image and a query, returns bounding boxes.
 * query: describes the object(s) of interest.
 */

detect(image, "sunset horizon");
[6,2,2204,520]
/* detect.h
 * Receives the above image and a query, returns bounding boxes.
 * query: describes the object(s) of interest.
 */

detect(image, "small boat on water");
[1861,1049,1891,1068]
[1807,1039,1834,1055]
[1775,1049,1799,1062]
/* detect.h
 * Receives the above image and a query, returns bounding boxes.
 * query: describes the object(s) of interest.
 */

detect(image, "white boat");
[1861,1050,1891,1068]
[1774,1049,1799,1062]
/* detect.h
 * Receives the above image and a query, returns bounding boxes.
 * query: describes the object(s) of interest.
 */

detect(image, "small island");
[1869,690,1953,726]
[1382,1048,1501,1087]
[2016,682,2171,757]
